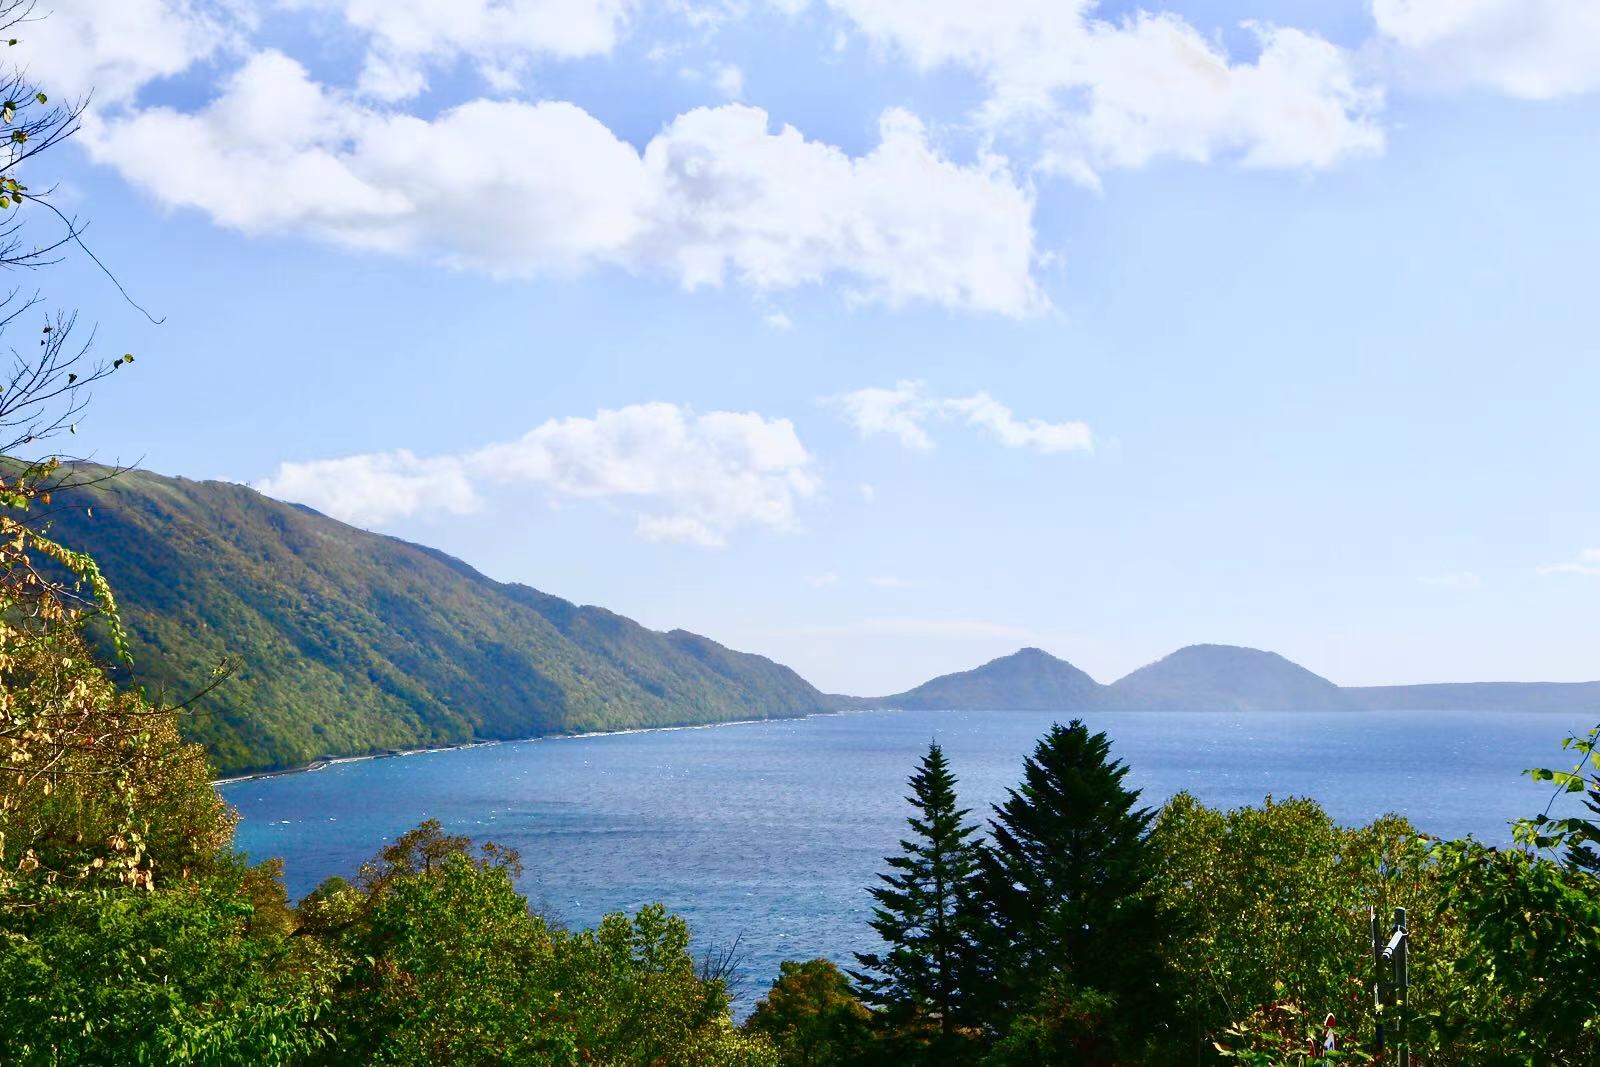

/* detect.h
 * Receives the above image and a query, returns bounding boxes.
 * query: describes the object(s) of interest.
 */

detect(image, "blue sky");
[19,0,1600,693]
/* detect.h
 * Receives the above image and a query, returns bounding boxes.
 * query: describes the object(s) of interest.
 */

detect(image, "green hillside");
[45,466,830,776]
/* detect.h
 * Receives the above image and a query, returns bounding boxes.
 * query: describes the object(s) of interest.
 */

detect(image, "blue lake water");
[222,709,1591,1007]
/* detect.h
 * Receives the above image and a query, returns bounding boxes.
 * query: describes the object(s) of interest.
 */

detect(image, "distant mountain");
[862,643,1599,716]
[858,648,1105,711]
[1108,644,1350,711]
[856,644,1352,713]
[46,467,831,776]
[1344,681,1600,713]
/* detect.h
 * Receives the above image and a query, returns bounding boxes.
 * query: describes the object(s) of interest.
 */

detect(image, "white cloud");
[805,571,840,588]
[640,105,1041,312]
[868,575,922,589]
[1538,548,1600,577]
[834,379,1093,453]
[1372,0,1600,100]
[835,381,937,450]
[1420,571,1482,589]
[13,0,242,105]
[288,0,634,101]
[471,403,818,546]
[88,55,1042,314]
[255,450,480,526]
[945,391,1093,453]
[762,311,794,330]
[257,402,818,546]
[799,1,1384,186]
[858,482,876,502]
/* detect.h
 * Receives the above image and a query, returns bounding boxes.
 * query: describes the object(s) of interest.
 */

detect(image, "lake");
[222,708,1590,1007]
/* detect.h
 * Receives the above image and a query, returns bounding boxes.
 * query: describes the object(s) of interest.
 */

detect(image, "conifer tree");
[851,741,986,1047]
[978,720,1167,1046]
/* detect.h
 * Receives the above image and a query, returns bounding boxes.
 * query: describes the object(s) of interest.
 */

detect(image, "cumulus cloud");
[834,380,1093,454]
[1538,548,1600,578]
[87,54,1042,314]
[255,403,818,546]
[255,450,480,527]
[13,0,242,105]
[288,0,634,100]
[797,1,1384,186]
[1372,0,1600,100]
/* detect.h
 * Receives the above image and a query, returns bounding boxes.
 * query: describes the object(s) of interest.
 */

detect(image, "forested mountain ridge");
[46,466,830,776]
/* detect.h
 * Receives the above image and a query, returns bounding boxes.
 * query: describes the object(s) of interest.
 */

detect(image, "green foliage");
[301,822,773,1065]
[545,904,773,1066]
[1409,722,1600,1064]
[44,466,831,775]
[1516,722,1600,874]
[1420,838,1600,1064]
[850,741,985,1052]
[2,460,235,894]
[746,959,873,1067]
[977,979,1122,1067]
[322,849,560,1063]
[1150,795,1443,1061]
[1210,998,1373,1066]
[977,720,1169,1055]
[0,858,336,1064]
[5,815,777,1066]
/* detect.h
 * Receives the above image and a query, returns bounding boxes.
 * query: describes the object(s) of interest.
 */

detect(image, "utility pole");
[1372,905,1410,1066]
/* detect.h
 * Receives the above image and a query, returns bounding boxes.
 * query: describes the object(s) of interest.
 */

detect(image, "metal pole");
[1393,906,1409,1067]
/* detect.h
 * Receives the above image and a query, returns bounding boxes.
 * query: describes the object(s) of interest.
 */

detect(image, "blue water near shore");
[222,708,1589,1007]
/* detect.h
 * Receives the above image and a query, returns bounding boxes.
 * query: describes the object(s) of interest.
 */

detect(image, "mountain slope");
[46,467,829,776]
[1108,644,1350,711]
[860,648,1106,710]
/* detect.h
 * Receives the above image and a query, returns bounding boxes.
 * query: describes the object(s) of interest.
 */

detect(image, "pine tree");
[851,741,986,1047]
[978,720,1167,1045]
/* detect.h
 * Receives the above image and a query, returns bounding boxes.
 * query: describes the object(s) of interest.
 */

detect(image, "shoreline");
[211,706,1579,786]
[211,709,839,787]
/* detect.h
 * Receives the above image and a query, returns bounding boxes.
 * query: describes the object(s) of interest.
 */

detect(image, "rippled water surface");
[223,709,1589,1006]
